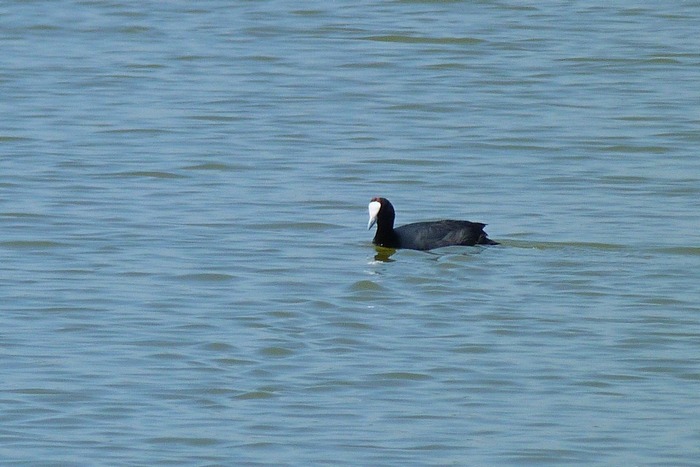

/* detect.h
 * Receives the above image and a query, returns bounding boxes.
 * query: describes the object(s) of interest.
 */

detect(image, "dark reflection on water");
[373,246,397,262]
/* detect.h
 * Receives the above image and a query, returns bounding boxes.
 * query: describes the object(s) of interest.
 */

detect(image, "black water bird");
[367,197,498,250]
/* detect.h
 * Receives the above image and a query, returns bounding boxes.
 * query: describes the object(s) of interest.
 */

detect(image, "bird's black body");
[368,197,498,250]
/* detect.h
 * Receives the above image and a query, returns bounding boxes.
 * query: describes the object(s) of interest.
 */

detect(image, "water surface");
[2,1,700,465]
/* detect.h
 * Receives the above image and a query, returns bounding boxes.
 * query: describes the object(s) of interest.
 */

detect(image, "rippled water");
[2,1,700,465]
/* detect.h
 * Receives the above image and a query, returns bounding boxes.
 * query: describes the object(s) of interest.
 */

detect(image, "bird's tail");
[477,234,499,245]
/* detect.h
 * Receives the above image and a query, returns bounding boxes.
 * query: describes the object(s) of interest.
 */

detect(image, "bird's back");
[394,220,495,250]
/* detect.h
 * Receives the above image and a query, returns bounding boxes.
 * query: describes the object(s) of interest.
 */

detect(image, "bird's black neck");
[373,225,400,248]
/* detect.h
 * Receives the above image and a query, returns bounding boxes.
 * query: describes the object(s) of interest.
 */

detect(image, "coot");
[367,197,498,250]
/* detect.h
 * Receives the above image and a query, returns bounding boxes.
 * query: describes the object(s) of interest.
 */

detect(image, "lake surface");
[2,1,700,465]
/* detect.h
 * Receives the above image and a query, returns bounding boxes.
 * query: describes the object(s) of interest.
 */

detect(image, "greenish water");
[2,1,700,465]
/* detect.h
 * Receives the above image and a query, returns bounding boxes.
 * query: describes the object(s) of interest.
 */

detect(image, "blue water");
[2,1,700,465]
